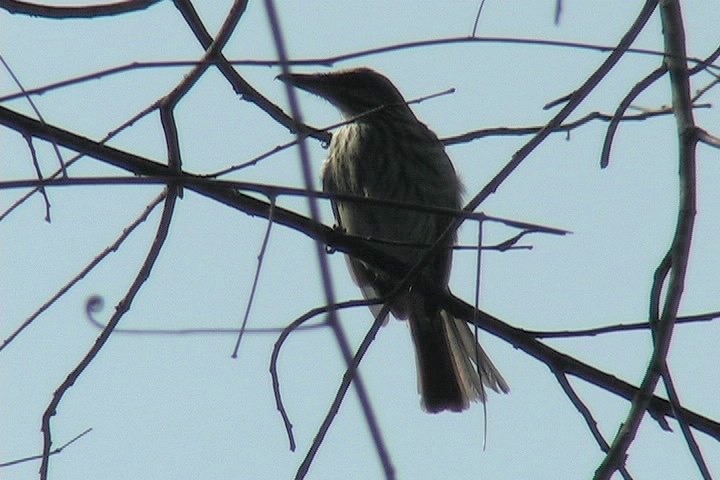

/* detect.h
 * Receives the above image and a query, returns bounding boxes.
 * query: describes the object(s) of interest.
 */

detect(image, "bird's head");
[277,67,411,119]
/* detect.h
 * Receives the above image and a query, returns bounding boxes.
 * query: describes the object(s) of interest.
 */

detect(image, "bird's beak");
[275,71,358,119]
[276,72,327,95]
[275,72,294,85]
[276,72,311,87]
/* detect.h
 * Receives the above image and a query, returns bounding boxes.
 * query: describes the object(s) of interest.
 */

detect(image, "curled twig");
[269,299,380,451]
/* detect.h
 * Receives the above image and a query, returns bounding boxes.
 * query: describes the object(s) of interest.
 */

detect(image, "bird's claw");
[326,224,346,254]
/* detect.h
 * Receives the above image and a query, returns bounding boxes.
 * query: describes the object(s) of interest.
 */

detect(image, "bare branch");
[601,66,667,168]
[0,0,161,18]
[0,191,168,353]
[697,128,720,149]
[596,2,699,477]
[269,299,381,451]
[265,2,392,478]
[232,197,276,357]
[39,186,179,479]
[5,104,718,444]
[0,428,92,468]
[524,310,720,339]
[554,373,634,480]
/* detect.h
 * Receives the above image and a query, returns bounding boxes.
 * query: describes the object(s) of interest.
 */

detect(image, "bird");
[277,68,508,413]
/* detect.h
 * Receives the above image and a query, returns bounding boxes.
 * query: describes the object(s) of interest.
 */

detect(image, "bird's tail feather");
[408,302,508,413]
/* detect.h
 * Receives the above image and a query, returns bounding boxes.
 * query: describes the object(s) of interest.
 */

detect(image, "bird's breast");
[322,123,368,195]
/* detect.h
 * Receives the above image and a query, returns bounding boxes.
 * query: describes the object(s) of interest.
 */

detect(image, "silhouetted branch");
[596,2,699,478]
[270,299,380,451]
[524,310,720,339]
[232,197,276,357]
[4,104,718,445]
[0,191,167,353]
[0,428,92,468]
[601,66,667,168]
[554,373,634,480]
[39,186,179,479]
[0,0,160,18]
[266,3,393,478]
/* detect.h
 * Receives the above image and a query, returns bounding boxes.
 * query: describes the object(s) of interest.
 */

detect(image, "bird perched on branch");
[278,68,508,413]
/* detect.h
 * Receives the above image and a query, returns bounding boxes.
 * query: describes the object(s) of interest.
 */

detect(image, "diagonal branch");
[171,0,326,140]
[595,1,699,478]
[39,186,179,480]
[4,104,718,444]
[555,372,634,480]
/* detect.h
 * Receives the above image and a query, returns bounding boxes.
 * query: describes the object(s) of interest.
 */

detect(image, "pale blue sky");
[2,1,719,479]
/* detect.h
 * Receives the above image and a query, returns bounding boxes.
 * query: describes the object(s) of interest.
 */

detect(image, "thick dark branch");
[4,105,717,444]
[171,0,326,141]
[0,0,161,18]
[441,293,719,440]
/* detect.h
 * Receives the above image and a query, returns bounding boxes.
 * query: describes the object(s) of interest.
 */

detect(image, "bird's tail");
[408,303,509,413]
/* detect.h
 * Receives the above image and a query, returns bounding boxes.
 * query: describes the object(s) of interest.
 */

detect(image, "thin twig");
[649,255,711,477]
[265,2,393,478]
[471,0,487,37]
[473,218,490,448]
[21,133,52,222]
[1,54,67,178]
[233,197,276,357]
[270,299,380,451]
[0,103,159,222]
[0,191,167,353]
[87,313,327,336]
[601,66,667,168]
[0,428,92,468]
[692,77,720,103]
[39,186,179,480]
[524,310,720,339]
[295,303,392,480]
[554,373,634,480]
[659,363,712,479]
[206,87,455,177]
[442,105,707,146]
